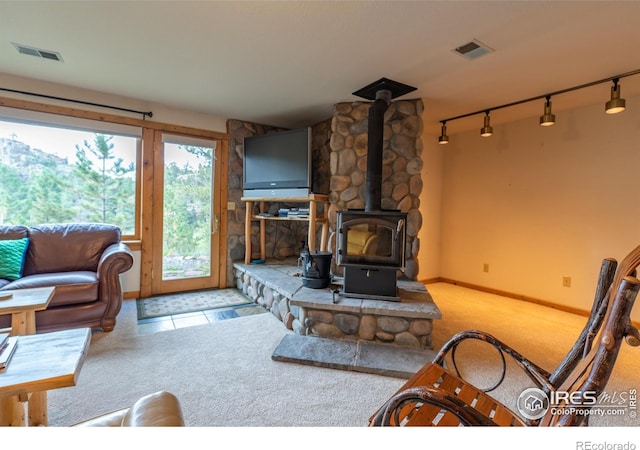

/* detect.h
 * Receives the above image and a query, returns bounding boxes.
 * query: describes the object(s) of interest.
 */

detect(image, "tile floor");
[122,299,266,336]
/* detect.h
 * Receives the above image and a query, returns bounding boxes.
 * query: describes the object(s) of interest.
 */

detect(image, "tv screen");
[243,127,312,198]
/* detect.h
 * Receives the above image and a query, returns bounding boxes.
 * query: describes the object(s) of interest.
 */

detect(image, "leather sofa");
[0,223,133,333]
[71,391,185,426]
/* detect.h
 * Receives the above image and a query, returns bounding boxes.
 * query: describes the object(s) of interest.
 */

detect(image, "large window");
[0,117,140,237]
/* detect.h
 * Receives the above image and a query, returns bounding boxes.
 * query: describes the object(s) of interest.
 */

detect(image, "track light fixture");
[438,121,449,144]
[480,111,493,137]
[605,78,626,114]
[437,68,640,144]
[539,96,555,126]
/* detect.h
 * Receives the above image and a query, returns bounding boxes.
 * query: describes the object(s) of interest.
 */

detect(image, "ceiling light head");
[438,122,449,144]
[480,112,493,137]
[539,96,556,127]
[605,79,626,114]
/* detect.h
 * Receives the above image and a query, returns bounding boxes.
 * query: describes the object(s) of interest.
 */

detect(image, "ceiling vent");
[12,42,63,62]
[453,39,493,60]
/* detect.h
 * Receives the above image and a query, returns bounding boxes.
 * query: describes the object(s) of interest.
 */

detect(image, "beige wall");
[0,73,228,132]
[417,107,443,280]
[418,94,640,322]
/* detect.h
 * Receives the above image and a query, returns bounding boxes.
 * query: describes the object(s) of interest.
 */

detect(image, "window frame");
[0,114,143,240]
[0,94,228,249]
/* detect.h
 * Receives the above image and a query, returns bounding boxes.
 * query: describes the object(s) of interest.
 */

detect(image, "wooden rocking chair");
[369,246,640,427]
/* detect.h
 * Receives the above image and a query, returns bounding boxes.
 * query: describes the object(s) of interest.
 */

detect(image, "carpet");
[136,288,255,320]
[46,283,640,434]
[47,309,405,428]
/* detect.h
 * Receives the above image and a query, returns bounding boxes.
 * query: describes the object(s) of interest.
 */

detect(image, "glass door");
[151,134,221,294]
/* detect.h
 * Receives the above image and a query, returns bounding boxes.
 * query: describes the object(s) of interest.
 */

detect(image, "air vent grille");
[453,39,493,60]
[12,43,63,62]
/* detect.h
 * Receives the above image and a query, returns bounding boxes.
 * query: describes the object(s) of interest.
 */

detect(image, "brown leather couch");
[71,391,185,427]
[0,223,133,333]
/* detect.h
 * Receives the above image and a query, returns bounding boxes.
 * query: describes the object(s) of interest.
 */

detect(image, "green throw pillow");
[0,238,29,281]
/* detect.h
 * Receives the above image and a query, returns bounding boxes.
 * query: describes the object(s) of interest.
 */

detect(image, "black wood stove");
[336,78,416,301]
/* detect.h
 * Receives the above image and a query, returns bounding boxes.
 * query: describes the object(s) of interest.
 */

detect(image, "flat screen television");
[242,127,312,198]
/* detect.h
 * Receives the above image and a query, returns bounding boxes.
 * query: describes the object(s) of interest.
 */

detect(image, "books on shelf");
[277,207,310,218]
[0,334,18,370]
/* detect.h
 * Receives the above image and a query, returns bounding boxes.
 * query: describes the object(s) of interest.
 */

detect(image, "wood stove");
[336,78,416,302]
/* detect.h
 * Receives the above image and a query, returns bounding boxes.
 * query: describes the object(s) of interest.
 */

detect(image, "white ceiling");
[1,1,640,134]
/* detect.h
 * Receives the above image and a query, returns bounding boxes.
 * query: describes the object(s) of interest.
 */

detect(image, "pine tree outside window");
[0,118,139,238]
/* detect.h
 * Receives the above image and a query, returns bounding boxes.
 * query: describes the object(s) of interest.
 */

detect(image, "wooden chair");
[369,246,640,427]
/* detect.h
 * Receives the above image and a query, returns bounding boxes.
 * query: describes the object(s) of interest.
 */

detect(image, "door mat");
[137,288,256,320]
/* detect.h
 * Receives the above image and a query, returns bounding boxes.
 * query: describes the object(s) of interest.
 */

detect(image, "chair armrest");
[433,329,554,393]
[71,391,185,427]
[122,391,185,426]
[71,408,129,427]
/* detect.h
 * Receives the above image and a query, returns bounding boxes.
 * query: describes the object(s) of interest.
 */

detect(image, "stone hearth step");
[271,334,436,379]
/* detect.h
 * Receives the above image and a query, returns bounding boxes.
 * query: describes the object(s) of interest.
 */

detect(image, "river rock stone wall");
[327,99,424,280]
[225,119,331,286]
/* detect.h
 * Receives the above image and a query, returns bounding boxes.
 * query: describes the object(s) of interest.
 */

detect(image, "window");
[0,116,140,238]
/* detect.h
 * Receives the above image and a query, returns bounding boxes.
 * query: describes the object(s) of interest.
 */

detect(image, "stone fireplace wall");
[327,99,424,280]
[225,119,331,286]
[226,99,423,285]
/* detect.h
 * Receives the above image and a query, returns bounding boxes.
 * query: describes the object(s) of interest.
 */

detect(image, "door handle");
[213,214,220,234]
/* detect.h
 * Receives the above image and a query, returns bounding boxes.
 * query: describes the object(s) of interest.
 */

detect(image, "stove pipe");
[365,89,391,212]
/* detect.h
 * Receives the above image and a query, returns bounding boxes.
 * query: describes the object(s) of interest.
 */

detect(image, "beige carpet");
[46,282,640,433]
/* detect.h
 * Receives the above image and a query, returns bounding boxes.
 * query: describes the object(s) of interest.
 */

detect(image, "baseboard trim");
[124,291,139,300]
[421,277,640,329]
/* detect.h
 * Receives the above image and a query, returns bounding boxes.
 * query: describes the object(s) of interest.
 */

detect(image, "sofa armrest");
[97,242,134,280]
[96,242,134,331]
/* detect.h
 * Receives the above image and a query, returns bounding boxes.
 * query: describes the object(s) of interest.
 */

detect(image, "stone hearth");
[233,259,441,349]
[233,259,441,376]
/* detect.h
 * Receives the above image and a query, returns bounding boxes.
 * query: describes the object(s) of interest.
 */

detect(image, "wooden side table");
[0,287,55,335]
[0,286,55,426]
[0,327,91,426]
[242,194,329,264]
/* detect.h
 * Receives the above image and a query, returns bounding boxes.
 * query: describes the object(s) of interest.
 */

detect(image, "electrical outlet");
[483,263,489,273]
[563,276,572,288]
[227,202,236,211]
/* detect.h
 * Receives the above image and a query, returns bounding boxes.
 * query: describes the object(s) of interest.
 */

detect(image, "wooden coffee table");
[0,286,55,335]
[0,327,91,426]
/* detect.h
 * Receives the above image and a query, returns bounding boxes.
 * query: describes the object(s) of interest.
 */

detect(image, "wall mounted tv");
[243,127,312,198]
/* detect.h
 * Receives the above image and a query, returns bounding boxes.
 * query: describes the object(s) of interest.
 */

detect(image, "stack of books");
[0,332,18,370]
[287,208,310,218]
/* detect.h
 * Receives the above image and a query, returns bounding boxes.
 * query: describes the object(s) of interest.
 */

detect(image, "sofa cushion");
[0,237,29,281]
[4,272,99,306]
[23,223,121,276]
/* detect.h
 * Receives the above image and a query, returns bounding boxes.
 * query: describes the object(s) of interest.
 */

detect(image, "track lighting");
[605,78,626,114]
[539,96,555,126]
[438,122,449,144]
[436,68,640,144]
[480,112,493,137]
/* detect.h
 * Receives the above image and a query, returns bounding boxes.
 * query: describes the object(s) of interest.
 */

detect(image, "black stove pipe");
[365,89,391,212]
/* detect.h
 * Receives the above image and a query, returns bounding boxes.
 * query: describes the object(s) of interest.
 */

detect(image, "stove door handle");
[396,219,405,238]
